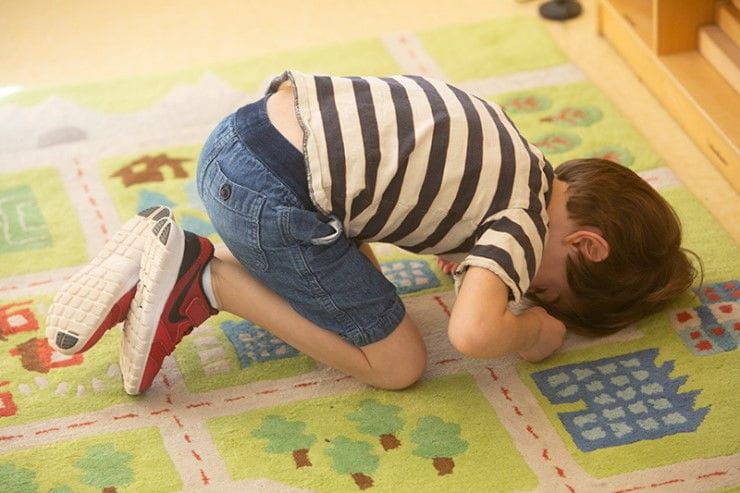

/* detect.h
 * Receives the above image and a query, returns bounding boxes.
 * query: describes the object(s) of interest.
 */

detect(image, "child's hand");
[437,257,459,275]
[517,307,566,362]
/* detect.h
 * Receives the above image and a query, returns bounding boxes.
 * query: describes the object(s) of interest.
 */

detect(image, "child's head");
[531,158,699,336]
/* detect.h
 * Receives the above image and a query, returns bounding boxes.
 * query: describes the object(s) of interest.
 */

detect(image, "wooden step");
[599,0,740,192]
[699,25,740,93]
[717,0,740,46]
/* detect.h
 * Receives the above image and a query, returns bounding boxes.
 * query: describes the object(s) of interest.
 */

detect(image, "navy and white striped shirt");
[267,71,554,301]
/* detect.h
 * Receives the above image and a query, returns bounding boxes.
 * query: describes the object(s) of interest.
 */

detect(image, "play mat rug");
[0,14,738,493]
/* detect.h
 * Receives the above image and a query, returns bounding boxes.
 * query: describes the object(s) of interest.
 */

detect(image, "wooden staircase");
[700,1,740,93]
[598,0,740,193]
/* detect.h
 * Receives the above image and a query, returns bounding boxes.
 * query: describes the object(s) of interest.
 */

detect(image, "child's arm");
[448,266,565,361]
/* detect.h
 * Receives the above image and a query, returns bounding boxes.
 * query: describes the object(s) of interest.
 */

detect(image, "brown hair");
[541,158,700,336]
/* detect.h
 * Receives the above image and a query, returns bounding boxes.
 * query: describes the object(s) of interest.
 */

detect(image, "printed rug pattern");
[1,15,739,493]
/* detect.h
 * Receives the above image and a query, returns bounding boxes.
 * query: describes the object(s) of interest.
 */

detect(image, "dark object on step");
[539,0,582,21]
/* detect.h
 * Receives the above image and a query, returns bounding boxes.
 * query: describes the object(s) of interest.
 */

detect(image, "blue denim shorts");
[196,97,406,347]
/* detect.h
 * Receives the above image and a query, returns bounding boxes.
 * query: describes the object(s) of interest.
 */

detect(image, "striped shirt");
[267,71,554,301]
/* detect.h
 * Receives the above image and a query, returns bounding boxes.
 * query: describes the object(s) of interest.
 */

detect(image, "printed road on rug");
[1,14,738,493]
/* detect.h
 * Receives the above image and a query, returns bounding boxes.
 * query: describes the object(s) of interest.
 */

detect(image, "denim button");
[219,183,232,200]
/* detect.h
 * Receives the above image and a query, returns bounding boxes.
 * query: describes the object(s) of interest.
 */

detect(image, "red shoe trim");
[78,287,137,353]
[138,235,217,393]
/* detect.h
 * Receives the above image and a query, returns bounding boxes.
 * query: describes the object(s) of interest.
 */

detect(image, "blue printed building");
[531,349,709,452]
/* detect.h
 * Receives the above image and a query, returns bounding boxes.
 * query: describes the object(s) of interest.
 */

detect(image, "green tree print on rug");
[0,463,37,493]
[75,443,134,492]
[539,106,603,127]
[0,428,181,492]
[208,374,537,492]
[347,399,404,451]
[502,93,552,113]
[494,82,664,171]
[251,415,317,468]
[325,436,379,490]
[533,132,582,154]
[411,416,469,476]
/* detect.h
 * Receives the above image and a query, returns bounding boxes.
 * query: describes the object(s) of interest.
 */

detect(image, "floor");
[1,0,737,240]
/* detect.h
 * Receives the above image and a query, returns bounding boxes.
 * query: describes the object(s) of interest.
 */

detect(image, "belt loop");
[310,216,343,245]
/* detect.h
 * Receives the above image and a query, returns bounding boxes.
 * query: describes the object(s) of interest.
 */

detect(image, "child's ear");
[566,231,609,262]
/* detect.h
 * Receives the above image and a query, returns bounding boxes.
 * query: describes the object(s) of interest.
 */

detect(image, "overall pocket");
[206,161,269,271]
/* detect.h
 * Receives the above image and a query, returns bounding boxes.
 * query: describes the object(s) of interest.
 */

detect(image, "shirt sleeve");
[453,207,548,302]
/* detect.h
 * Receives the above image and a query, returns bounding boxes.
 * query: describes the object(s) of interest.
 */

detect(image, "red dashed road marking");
[67,420,96,429]
[74,159,108,237]
[500,387,512,401]
[697,471,727,480]
[0,434,23,441]
[27,280,52,287]
[391,34,431,75]
[0,274,75,292]
[526,424,540,439]
[186,402,211,409]
[650,479,684,488]
[614,469,732,493]
[200,469,210,485]
[486,368,575,490]
[615,486,646,493]
[257,389,279,395]
[294,381,318,388]
[434,358,461,365]
[433,295,451,316]
[224,395,246,403]
[34,427,60,435]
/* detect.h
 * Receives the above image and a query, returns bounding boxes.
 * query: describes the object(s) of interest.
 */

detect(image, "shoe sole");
[120,216,184,395]
[45,206,172,354]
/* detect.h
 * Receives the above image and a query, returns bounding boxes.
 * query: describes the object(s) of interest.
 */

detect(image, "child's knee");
[359,314,427,390]
[372,357,426,390]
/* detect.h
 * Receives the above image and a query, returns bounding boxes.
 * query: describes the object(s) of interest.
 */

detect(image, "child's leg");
[211,246,427,390]
[117,214,426,395]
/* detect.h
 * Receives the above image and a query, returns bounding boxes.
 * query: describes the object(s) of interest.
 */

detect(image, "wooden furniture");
[597,0,740,193]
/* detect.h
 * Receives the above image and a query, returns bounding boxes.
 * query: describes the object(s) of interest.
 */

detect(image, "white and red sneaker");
[120,216,218,395]
[45,206,173,355]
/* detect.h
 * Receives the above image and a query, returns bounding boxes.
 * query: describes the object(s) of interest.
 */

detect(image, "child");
[45,71,697,395]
